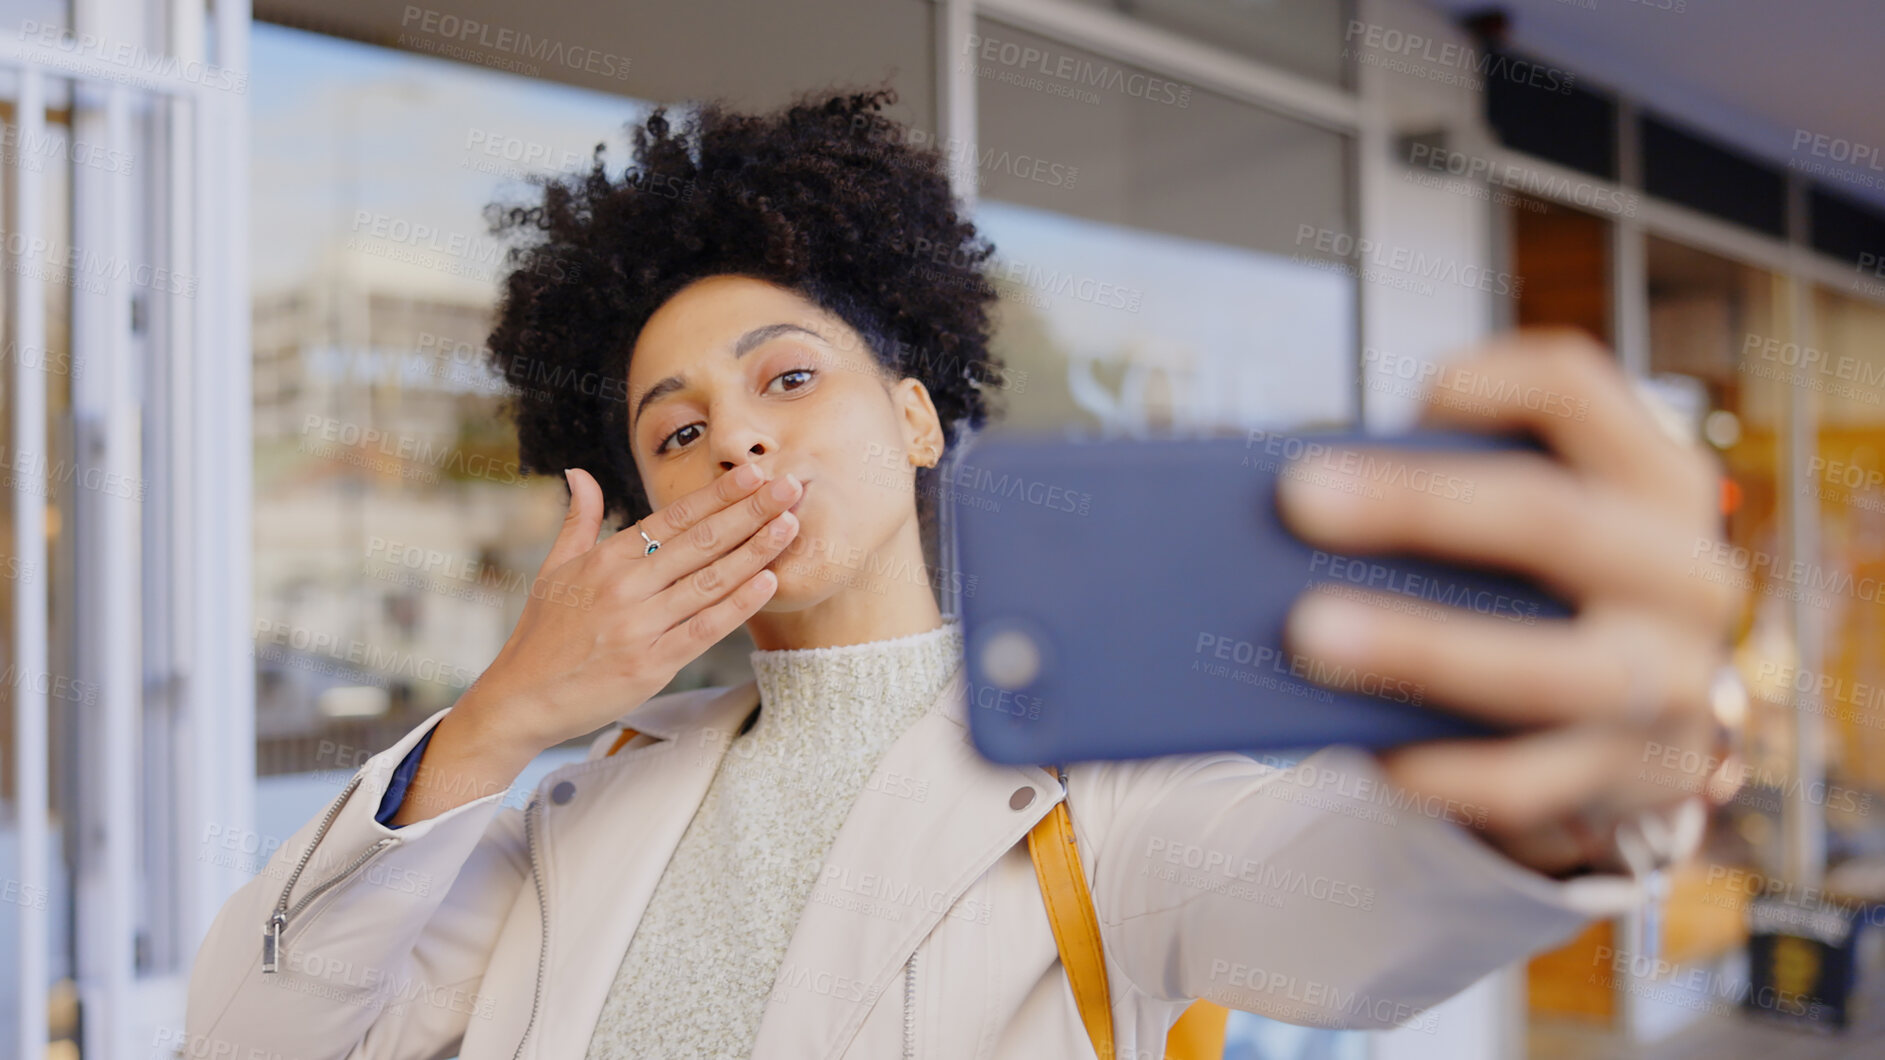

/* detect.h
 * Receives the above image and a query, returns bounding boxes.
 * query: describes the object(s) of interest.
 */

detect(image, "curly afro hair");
[482,84,1011,534]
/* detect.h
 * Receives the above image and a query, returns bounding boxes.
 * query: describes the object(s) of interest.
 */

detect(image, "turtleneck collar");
[743,618,965,752]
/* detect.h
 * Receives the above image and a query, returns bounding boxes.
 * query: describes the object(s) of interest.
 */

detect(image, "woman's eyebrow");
[630,322,828,431]
[733,322,825,357]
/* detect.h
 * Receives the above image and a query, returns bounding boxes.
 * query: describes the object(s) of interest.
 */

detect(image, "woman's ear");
[894,377,945,468]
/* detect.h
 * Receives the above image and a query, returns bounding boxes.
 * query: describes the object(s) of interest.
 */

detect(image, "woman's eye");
[655,423,701,454]
[771,367,815,392]
[654,370,814,454]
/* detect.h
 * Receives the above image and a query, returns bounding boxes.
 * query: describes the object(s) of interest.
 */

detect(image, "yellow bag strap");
[1026,765,1118,1060]
[605,725,640,757]
[1027,763,1229,1060]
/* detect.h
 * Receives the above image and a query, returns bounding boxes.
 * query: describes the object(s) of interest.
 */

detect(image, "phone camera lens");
[979,628,1042,690]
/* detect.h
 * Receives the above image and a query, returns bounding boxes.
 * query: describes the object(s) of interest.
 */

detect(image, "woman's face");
[625,274,944,613]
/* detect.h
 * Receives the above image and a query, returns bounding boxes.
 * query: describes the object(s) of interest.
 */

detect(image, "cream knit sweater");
[582,619,966,1059]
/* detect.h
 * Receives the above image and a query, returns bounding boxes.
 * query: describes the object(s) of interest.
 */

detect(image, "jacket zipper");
[510,793,548,1060]
[902,948,919,1060]
[262,771,399,973]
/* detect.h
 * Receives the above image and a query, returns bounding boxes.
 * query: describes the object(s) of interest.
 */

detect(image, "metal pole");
[11,64,52,1060]
[1780,174,1826,888]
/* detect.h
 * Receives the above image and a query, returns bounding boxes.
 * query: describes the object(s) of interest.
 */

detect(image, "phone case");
[941,428,1574,765]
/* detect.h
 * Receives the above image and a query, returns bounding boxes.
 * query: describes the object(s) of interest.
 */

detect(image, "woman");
[186,87,1741,1058]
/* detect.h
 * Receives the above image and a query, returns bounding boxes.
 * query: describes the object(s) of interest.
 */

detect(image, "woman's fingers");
[582,465,804,652]
[1411,328,1716,514]
[596,464,801,586]
[647,509,800,638]
[538,467,607,575]
[1284,585,1719,730]
[651,560,782,661]
[1378,703,1716,839]
[641,472,802,590]
[470,462,806,748]
[1276,448,1732,629]
[1375,724,1651,836]
[611,462,773,560]
[1272,330,1747,878]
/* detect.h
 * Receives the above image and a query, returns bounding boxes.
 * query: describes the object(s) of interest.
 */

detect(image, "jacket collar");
[611,677,761,739]
[520,680,760,1059]
[750,666,1060,1059]
[527,668,1061,1060]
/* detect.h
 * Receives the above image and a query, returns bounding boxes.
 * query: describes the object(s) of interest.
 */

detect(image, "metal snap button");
[551,780,576,805]
[1009,786,1036,811]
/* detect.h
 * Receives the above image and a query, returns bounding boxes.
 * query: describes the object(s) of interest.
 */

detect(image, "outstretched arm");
[1075,746,1643,1030]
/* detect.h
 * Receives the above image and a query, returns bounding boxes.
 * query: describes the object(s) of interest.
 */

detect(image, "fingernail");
[769,474,799,501]
[1274,456,1365,538]
[736,464,766,488]
[1286,589,1371,665]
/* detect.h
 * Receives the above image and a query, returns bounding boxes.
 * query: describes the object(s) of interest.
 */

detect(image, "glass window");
[0,84,83,1052]
[972,18,1357,437]
[1801,287,1885,799]
[1636,235,1881,893]
[1063,0,1354,88]
[1641,115,1787,238]
[1642,239,1776,771]
[250,25,656,840]
[265,0,938,122]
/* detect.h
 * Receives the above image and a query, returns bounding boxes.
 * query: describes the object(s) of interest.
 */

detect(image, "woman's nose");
[713,429,775,473]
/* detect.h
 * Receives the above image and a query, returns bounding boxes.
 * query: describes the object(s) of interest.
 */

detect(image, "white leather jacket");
[183,669,1642,1059]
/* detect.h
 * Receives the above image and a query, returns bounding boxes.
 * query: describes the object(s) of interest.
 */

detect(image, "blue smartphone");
[940,428,1574,766]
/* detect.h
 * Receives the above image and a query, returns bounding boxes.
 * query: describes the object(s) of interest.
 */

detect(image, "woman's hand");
[454,462,805,756]
[392,463,803,826]
[1274,328,1743,878]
